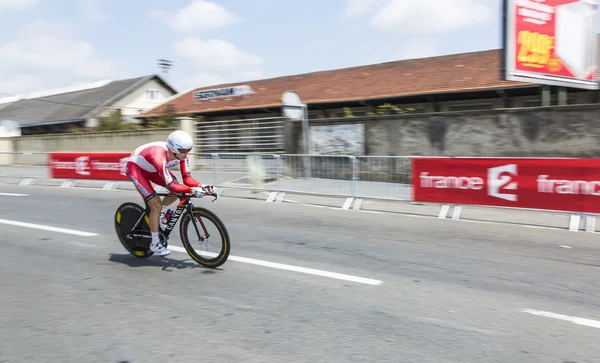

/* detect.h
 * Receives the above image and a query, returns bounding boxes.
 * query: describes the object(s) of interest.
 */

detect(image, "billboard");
[49,152,131,181]
[412,157,600,214]
[193,85,254,101]
[502,0,599,90]
[309,124,365,155]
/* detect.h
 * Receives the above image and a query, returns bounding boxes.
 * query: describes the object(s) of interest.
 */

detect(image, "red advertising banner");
[49,152,131,181]
[412,158,600,214]
[504,0,599,89]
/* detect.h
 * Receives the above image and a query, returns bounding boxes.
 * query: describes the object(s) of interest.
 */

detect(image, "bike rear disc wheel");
[179,207,230,268]
[115,202,154,258]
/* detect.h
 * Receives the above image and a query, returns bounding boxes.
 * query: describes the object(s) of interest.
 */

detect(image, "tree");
[146,104,178,128]
[96,109,138,131]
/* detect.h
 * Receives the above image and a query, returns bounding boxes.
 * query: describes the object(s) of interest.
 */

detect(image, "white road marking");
[0,192,29,196]
[521,308,600,329]
[167,245,383,285]
[53,186,124,192]
[302,204,327,208]
[0,209,381,286]
[559,245,573,249]
[0,218,98,237]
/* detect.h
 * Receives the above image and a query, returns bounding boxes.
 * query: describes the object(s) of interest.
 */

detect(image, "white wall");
[98,78,176,118]
[0,137,14,165]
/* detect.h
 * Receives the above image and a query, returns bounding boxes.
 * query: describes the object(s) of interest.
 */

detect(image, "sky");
[0,0,598,96]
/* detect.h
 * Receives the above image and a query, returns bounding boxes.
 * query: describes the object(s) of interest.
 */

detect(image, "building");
[0,74,177,135]
[140,38,600,153]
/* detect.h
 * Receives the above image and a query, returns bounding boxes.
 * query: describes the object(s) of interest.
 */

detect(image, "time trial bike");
[114,186,230,268]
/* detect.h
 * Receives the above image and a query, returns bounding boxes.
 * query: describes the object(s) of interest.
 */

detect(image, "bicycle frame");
[127,192,216,241]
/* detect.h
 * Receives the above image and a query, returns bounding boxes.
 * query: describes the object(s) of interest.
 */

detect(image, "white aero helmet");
[166,130,194,154]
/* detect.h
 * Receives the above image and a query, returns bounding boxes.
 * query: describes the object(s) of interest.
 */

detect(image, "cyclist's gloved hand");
[191,187,205,197]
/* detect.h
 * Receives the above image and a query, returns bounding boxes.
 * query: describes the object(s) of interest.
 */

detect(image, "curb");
[1,174,597,234]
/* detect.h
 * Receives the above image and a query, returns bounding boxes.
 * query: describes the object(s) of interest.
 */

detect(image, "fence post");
[211,153,219,186]
[274,154,282,192]
[350,156,357,198]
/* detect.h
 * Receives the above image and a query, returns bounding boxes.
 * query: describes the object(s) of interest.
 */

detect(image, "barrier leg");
[342,197,354,210]
[352,198,363,211]
[569,213,581,232]
[103,182,118,190]
[275,192,286,203]
[266,192,278,203]
[585,215,596,233]
[19,178,35,186]
[451,205,462,220]
[438,205,450,219]
[60,180,77,188]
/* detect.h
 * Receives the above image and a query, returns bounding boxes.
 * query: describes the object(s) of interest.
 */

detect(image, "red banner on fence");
[48,152,131,181]
[412,158,600,214]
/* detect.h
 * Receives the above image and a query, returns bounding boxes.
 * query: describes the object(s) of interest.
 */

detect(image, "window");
[146,89,160,100]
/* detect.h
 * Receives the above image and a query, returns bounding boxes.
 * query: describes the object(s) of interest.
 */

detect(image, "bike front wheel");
[179,207,231,268]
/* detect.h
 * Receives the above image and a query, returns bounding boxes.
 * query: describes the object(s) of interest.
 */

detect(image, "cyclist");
[124,130,213,256]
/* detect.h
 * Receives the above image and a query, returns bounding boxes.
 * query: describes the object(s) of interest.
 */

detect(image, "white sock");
[151,232,159,245]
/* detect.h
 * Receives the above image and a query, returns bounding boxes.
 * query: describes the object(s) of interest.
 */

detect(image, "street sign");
[281,90,304,120]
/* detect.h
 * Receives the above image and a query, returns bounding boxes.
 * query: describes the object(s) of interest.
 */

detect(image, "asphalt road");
[1,184,600,363]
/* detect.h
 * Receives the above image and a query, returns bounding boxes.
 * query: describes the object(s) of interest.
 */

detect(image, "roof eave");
[139,84,541,117]
[83,76,153,119]
[21,119,85,128]
[86,74,179,119]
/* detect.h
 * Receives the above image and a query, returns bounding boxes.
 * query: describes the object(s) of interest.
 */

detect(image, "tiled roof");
[142,37,600,117]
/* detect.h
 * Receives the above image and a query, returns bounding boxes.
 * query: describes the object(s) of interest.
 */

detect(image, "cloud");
[173,37,263,88]
[153,0,240,33]
[0,74,44,96]
[0,21,123,94]
[0,0,37,10]
[160,1,262,89]
[81,0,109,23]
[344,0,388,16]
[390,38,438,62]
[352,0,494,35]
[174,37,262,71]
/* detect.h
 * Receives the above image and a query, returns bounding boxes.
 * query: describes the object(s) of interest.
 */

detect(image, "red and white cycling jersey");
[126,141,199,195]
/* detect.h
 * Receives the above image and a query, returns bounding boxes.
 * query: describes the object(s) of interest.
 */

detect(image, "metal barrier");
[192,153,413,205]
[0,151,596,233]
[0,151,413,205]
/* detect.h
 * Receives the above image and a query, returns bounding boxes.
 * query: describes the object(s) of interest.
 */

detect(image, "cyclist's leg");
[148,169,180,207]
[126,162,158,206]
[126,163,170,255]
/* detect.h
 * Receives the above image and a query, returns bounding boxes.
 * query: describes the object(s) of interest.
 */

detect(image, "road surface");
[1,184,600,362]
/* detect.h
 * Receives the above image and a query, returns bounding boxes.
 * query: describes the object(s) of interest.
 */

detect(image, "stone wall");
[8,128,175,165]
[289,104,600,157]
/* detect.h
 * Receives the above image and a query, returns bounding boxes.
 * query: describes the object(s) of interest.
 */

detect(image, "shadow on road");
[108,253,223,273]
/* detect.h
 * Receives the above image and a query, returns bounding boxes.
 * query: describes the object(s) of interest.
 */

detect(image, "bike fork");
[188,206,209,242]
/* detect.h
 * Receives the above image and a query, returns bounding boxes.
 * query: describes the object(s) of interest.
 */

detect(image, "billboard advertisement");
[502,0,599,90]
[49,152,131,181]
[309,124,365,155]
[412,157,600,214]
